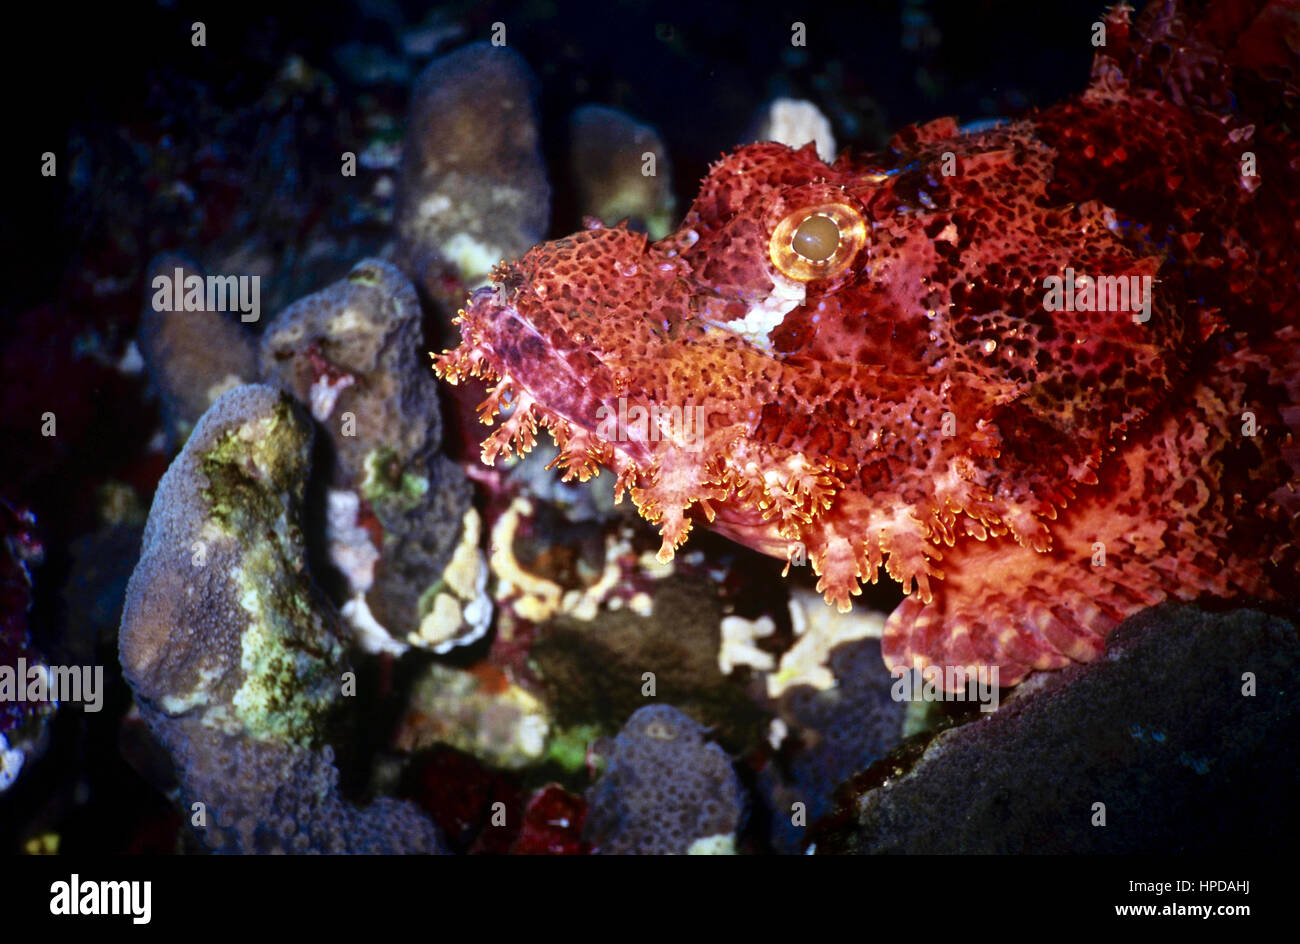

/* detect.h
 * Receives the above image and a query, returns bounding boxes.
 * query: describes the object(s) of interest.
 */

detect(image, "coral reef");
[394,41,550,331]
[386,484,782,782]
[1,503,45,736]
[761,635,908,853]
[765,586,886,698]
[260,258,475,653]
[812,604,1300,854]
[529,573,771,754]
[400,748,589,854]
[0,502,50,793]
[138,254,260,449]
[119,384,444,852]
[511,784,589,855]
[394,660,551,770]
[584,704,745,854]
[401,745,523,853]
[745,98,837,163]
[568,105,676,239]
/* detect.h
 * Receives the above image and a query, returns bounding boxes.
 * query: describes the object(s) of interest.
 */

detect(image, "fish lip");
[464,283,509,322]
[456,269,659,472]
[467,284,497,306]
[460,284,518,342]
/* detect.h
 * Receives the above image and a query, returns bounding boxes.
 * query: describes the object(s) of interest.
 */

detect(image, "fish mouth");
[434,285,652,482]
[704,504,803,560]
[440,282,563,389]
[435,284,842,574]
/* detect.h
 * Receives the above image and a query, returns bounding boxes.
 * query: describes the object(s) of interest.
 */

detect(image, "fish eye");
[770,202,866,281]
[792,214,840,262]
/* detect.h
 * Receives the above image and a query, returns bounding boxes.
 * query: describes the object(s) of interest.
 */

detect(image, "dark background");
[5,0,1103,316]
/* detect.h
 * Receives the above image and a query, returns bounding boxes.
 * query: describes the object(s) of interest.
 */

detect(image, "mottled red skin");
[437,1,1300,686]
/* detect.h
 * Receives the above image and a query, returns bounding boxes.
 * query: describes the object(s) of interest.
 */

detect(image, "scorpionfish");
[437,0,1300,686]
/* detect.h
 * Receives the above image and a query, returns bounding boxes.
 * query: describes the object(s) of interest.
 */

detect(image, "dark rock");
[529,574,770,754]
[584,704,745,854]
[812,603,1300,854]
[763,637,908,853]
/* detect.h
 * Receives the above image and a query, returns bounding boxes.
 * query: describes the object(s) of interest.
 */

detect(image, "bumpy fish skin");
[437,0,1300,686]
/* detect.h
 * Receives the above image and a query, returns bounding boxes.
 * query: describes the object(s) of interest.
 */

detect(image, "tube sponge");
[120,384,444,852]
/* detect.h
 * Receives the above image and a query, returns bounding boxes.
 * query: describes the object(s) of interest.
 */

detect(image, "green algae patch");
[197,400,306,532]
[544,724,604,774]
[193,395,345,745]
[361,446,429,513]
[347,266,383,287]
[230,557,344,745]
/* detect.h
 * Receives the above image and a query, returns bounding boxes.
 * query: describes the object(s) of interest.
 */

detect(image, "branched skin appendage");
[436,3,1299,686]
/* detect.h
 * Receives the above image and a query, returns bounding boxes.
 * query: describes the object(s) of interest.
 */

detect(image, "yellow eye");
[770,202,866,281]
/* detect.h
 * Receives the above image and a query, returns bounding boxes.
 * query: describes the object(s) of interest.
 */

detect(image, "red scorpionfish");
[437,0,1300,687]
